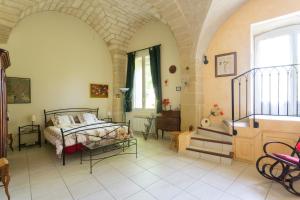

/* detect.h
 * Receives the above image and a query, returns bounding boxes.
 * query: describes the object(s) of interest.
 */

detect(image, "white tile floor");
[1,134,298,200]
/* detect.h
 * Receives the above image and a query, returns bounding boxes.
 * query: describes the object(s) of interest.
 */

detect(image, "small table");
[134,114,157,140]
[80,137,137,174]
[18,124,41,151]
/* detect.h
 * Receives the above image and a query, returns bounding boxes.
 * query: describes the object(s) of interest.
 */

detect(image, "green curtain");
[125,52,135,112]
[149,45,162,113]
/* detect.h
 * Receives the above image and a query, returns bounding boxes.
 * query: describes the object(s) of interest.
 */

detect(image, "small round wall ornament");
[200,118,211,128]
[169,65,176,74]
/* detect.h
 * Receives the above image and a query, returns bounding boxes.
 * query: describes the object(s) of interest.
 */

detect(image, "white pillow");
[78,113,98,124]
[69,115,76,124]
[55,115,74,126]
[50,117,59,127]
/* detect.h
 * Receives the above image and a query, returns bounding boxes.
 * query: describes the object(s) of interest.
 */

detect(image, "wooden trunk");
[0,49,10,157]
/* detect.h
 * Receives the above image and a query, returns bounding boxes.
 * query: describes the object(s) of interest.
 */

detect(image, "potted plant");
[201,104,224,127]
[162,98,170,111]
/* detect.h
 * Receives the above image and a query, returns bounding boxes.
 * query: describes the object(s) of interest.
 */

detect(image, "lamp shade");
[31,114,36,122]
[119,88,129,93]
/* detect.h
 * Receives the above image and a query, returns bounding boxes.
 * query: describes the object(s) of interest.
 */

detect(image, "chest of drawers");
[156,111,181,139]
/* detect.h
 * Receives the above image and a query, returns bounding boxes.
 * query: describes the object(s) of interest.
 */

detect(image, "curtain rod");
[127,44,161,54]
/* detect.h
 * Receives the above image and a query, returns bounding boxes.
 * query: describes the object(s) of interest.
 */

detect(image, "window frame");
[132,50,156,111]
[253,24,300,67]
[252,24,300,115]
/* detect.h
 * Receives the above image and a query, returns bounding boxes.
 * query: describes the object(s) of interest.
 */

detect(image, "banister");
[232,64,300,81]
[231,63,300,135]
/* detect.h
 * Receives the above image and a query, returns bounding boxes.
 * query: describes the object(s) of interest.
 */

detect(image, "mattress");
[44,122,130,156]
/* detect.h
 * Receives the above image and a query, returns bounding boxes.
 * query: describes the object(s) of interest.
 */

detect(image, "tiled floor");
[0,134,298,200]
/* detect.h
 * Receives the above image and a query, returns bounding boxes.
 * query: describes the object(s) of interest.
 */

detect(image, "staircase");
[185,124,234,164]
[184,64,300,164]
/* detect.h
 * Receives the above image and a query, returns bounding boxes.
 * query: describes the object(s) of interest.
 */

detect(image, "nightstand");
[18,124,41,151]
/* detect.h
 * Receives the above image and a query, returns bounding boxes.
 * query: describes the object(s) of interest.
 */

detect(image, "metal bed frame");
[44,108,131,165]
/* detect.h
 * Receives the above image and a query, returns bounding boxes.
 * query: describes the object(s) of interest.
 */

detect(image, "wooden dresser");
[156,111,181,139]
[0,49,10,158]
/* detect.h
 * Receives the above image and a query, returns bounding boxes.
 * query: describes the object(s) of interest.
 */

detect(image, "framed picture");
[176,86,181,91]
[7,77,31,104]
[215,52,237,77]
[90,84,108,98]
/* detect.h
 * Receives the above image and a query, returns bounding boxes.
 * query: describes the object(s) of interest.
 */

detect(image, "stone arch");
[146,0,213,129]
[0,0,214,127]
[194,0,247,123]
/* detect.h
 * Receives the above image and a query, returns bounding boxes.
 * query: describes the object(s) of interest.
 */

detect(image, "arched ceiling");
[196,0,248,60]
[0,0,160,49]
[0,0,247,60]
[0,0,215,58]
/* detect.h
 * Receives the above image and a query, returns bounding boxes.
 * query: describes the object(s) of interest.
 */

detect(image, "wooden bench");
[170,131,191,152]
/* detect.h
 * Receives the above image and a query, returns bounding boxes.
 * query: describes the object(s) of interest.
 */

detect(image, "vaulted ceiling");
[0,0,212,58]
[0,0,158,47]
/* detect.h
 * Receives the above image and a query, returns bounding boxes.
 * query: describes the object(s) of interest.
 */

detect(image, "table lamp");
[31,114,36,125]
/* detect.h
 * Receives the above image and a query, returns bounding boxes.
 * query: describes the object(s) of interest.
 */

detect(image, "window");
[254,25,300,115]
[133,50,156,110]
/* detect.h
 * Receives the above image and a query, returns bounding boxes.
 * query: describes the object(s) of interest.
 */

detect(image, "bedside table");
[18,124,41,151]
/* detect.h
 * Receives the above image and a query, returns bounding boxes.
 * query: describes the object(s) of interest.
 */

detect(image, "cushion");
[273,153,299,164]
[46,119,54,127]
[50,117,59,126]
[78,113,98,124]
[54,115,74,126]
[296,143,300,151]
[69,116,75,124]
[73,116,81,123]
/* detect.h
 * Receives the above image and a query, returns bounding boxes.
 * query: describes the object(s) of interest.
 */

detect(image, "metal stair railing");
[231,64,300,135]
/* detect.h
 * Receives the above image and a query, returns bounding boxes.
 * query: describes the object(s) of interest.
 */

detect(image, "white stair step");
[195,129,232,142]
[186,145,233,164]
[187,145,233,157]
[223,120,250,128]
[199,125,230,135]
[191,135,232,145]
[190,135,233,152]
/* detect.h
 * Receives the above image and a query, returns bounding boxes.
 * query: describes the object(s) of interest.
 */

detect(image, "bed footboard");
[60,120,131,165]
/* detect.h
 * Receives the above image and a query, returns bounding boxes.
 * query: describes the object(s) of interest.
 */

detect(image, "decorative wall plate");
[169,65,176,74]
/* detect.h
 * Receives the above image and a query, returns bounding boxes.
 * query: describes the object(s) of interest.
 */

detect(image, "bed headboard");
[44,108,99,127]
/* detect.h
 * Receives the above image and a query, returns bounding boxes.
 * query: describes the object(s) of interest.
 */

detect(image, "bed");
[43,108,132,165]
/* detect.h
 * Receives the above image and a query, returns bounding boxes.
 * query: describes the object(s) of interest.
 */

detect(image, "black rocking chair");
[256,138,300,196]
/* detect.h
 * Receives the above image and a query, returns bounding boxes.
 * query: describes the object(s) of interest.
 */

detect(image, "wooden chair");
[0,158,10,200]
[256,138,300,196]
